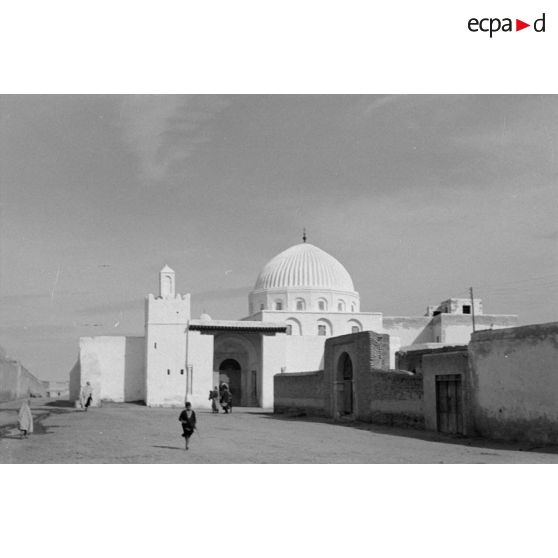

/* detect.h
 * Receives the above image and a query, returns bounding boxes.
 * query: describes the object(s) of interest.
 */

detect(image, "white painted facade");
[72,242,518,408]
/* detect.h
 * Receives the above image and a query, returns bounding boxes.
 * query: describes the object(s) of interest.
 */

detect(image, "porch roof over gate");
[188,319,288,333]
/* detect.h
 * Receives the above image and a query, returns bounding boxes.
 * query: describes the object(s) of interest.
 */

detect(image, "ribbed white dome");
[253,243,355,292]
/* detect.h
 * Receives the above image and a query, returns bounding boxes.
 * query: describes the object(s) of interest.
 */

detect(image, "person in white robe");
[18,399,33,439]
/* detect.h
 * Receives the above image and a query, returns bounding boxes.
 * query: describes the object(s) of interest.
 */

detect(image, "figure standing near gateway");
[220,383,232,413]
[209,386,219,413]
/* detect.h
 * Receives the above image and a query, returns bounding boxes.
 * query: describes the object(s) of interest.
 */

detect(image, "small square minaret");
[145,265,191,406]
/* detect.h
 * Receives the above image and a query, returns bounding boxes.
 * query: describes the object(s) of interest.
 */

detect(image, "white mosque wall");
[261,333,287,408]
[285,336,327,372]
[79,336,145,405]
[186,330,215,409]
[250,288,360,315]
[145,324,188,406]
[284,331,400,371]
[257,310,383,338]
[382,317,435,347]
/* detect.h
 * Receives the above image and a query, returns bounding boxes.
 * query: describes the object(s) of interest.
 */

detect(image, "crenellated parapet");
[145,292,191,325]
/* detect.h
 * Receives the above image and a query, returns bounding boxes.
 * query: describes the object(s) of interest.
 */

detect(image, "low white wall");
[261,333,287,408]
[79,336,145,405]
[382,317,433,346]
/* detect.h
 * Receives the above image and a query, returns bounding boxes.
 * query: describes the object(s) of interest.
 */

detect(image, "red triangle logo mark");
[516,19,530,31]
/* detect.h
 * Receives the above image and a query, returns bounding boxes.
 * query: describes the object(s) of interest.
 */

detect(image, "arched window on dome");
[351,302,356,313]
[337,300,346,312]
[317,318,332,336]
[317,298,328,312]
[348,319,362,334]
[295,298,306,311]
[286,318,302,336]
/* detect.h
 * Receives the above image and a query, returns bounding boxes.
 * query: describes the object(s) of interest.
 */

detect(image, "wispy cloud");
[118,95,231,183]
[362,95,400,114]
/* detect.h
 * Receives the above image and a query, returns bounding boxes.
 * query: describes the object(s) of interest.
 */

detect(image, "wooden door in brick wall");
[337,352,354,415]
[435,374,463,434]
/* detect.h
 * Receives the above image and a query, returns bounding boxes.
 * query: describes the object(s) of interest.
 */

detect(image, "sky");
[0,95,557,381]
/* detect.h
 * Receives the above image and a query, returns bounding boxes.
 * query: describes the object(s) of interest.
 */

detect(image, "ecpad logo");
[468,13,546,37]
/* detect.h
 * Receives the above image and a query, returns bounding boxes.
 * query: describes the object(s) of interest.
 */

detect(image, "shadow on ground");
[0,401,78,438]
[257,412,558,455]
[44,400,75,408]
[0,420,50,437]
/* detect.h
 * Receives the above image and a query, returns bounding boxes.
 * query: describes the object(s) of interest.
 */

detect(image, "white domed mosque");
[70,235,517,408]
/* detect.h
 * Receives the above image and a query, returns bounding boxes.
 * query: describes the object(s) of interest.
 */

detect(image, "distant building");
[45,380,69,399]
[425,297,483,317]
[69,240,517,408]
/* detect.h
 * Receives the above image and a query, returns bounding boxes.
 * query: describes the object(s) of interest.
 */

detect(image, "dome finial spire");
[302,228,307,243]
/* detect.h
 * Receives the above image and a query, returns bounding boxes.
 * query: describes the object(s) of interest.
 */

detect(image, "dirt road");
[1,399,558,463]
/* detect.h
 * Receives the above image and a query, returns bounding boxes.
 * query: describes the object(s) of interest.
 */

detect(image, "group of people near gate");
[208,383,233,414]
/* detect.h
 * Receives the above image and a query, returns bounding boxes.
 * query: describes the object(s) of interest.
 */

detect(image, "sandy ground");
[1,398,558,463]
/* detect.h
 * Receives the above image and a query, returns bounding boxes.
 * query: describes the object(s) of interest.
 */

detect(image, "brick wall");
[274,371,325,416]
[323,331,423,426]
[358,369,424,428]
[273,331,424,428]
[323,330,390,415]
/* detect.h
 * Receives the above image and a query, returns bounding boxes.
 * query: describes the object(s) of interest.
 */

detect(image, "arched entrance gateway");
[218,358,241,404]
[336,352,354,416]
[213,332,260,407]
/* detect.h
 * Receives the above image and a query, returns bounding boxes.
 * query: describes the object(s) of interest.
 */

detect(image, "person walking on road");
[179,401,197,450]
[18,399,33,439]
